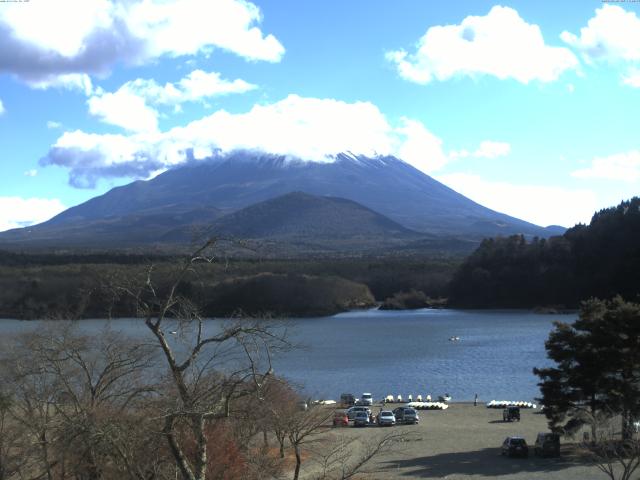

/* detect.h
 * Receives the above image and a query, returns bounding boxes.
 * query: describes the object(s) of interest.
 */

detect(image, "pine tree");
[535,297,640,440]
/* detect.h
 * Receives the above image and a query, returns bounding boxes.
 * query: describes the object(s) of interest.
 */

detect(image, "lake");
[0,308,575,403]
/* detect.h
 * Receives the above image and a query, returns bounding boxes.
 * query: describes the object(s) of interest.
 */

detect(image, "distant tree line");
[449,197,640,308]
[0,254,457,319]
[0,250,171,267]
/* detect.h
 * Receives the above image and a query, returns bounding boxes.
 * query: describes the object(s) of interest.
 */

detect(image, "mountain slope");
[0,205,224,248]
[211,191,419,239]
[159,192,425,252]
[0,152,562,250]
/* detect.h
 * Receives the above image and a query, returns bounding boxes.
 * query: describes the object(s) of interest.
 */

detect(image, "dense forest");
[449,197,640,308]
[0,253,458,319]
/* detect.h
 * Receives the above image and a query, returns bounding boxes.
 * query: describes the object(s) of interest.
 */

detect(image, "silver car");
[347,406,371,420]
[377,410,396,426]
[353,411,370,427]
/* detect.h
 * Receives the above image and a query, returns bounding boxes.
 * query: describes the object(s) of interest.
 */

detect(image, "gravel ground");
[303,403,605,480]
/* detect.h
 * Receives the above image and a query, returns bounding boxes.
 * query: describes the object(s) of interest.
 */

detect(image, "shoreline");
[0,305,580,321]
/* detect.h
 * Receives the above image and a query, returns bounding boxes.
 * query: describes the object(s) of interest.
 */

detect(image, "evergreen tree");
[535,297,640,440]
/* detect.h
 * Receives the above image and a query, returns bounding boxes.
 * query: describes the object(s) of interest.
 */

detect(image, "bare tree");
[260,379,301,459]
[112,240,290,480]
[582,415,640,480]
[0,324,161,480]
[0,391,27,480]
[285,407,334,480]
[309,430,415,480]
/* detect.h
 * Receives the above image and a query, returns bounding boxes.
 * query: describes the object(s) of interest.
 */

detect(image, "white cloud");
[27,73,93,95]
[473,140,511,158]
[42,94,456,187]
[42,130,164,188]
[122,70,256,106]
[2,0,113,57]
[0,98,4,115]
[0,0,284,88]
[572,150,640,182]
[561,5,640,64]
[126,0,284,61]
[0,197,66,232]
[47,121,62,129]
[450,140,511,160]
[387,5,578,85]
[437,173,598,227]
[87,70,256,131]
[23,169,38,177]
[395,118,448,173]
[622,68,640,88]
[88,87,159,133]
[174,70,257,102]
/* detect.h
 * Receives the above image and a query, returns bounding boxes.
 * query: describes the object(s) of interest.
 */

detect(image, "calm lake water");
[0,309,575,403]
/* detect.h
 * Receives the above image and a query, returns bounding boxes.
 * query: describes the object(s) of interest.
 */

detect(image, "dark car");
[393,406,419,424]
[501,437,529,458]
[534,433,560,457]
[503,406,520,422]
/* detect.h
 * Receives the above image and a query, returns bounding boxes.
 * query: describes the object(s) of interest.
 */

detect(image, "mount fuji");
[0,152,563,252]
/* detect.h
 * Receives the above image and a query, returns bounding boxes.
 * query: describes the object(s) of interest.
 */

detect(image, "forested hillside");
[449,197,640,308]
[0,254,457,319]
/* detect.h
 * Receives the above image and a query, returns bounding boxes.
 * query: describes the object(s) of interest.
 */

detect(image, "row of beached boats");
[486,400,537,409]
[312,394,451,410]
[383,394,451,403]
[406,401,449,410]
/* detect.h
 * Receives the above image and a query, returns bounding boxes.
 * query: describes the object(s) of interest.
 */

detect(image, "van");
[360,393,373,406]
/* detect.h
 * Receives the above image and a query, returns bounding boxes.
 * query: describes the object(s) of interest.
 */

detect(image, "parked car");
[503,406,521,422]
[534,433,560,457]
[333,410,349,427]
[297,401,308,411]
[340,393,356,407]
[353,411,370,427]
[501,437,529,458]
[377,410,396,426]
[347,406,371,420]
[393,406,419,424]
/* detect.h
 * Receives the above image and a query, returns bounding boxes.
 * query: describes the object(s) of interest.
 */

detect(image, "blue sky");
[1,0,639,231]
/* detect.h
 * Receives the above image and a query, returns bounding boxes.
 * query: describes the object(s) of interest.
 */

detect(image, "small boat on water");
[449,336,460,342]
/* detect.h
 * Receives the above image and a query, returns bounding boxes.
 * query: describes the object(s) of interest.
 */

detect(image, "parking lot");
[311,402,604,480]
